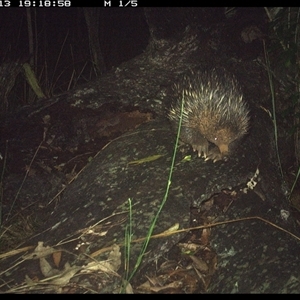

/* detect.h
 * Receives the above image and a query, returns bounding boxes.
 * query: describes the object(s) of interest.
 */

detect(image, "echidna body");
[168,68,250,162]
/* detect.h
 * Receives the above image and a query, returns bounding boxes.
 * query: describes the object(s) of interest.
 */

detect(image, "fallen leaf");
[40,256,60,277]
[189,255,209,273]
[83,244,121,275]
[53,251,62,268]
[127,155,164,166]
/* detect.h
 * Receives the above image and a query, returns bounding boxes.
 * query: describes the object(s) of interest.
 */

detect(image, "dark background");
[0,7,150,110]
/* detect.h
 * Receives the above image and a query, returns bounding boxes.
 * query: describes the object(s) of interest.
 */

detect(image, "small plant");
[121,92,186,292]
[264,7,300,196]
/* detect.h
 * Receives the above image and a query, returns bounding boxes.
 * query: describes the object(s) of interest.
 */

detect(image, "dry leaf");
[24,241,56,260]
[200,228,210,245]
[150,281,182,292]
[122,280,134,294]
[189,255,209,273]
[83,244,121,275]
[127,155,164,166]
[53,251,62,268]
[40,256,60,277]
[50,264,81,286]
[107,244,121,272]
[177,242,201,254]
[163,223,179,233]
[24,165,37,177]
